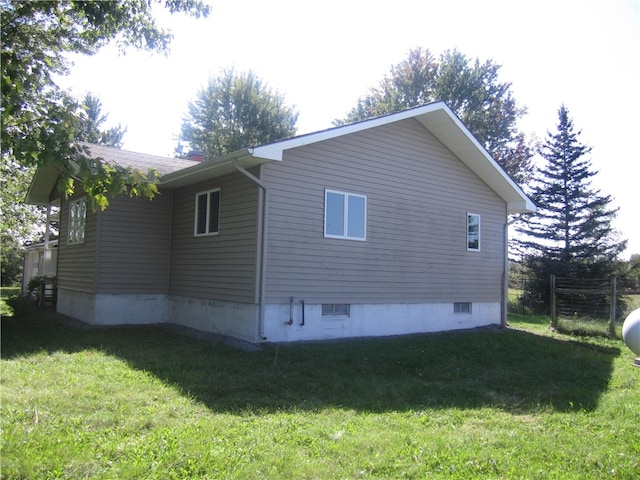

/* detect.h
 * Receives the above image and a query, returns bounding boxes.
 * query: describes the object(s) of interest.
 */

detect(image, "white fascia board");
[250,102,448,161]
[25,165,61,205]
[415,106,535,214]
[252,102,535,214]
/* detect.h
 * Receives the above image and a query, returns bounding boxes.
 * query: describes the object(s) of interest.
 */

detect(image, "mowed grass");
[1,300,639,479]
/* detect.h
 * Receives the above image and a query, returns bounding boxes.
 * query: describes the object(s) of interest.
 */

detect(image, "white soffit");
[25,165,61,205]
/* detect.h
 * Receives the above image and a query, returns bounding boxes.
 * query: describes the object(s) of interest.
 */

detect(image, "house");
[22,239,58,294]
[26,102,535,343]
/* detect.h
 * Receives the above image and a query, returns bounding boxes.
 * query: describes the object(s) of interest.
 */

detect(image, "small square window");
[194,188,220,236]
[454,302,472,314]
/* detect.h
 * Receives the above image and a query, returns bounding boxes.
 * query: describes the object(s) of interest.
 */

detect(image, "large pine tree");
[519,105,625,263]
[75,93,127,148]
[516,105,626,312]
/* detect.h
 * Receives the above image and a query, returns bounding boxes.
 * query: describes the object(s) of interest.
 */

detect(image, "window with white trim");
[322,303,350,317]
[68,198,87,245]
[324,189,366,241]
[454,302,472,314]
[194,188,220,236]
[467,213,481,251]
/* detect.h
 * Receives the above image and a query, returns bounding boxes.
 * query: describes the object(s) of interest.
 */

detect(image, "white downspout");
[233,160,268,340]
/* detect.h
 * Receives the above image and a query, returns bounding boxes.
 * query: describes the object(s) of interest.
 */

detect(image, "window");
[68,198,87,245]
[324,189,366,241]
[467,213,481,251]
[194,188,220,236]
[322,304,350,316]
[454,302,472,314]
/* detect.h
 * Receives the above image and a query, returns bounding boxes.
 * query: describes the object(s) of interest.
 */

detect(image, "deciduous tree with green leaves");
[1,0,210,209]
[338,48,533,184]
[0,156,45,285]
[178,68,299,159]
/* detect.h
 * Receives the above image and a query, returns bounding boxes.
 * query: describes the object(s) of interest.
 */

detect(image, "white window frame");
[68,197,87,245]
[454,302,472,314]
[194,188,221,237]
[324,189,367,241]
[322,303,351,317]
[467,213,481,251]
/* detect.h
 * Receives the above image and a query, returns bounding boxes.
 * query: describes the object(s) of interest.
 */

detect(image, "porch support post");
[43,203,51,274]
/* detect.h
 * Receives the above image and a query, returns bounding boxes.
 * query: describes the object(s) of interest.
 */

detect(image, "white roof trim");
[249,101,535,214]
[250,102,450,160]
[26,102,535,214]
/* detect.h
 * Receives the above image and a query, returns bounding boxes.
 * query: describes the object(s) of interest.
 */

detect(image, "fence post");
[609,275,617,337]
[550,274,556,329]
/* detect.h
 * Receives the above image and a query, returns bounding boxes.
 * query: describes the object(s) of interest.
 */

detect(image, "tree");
[516,105,627,313]
[1,0,210,210]
[621,254,640,292]
[178,69,299,159]
[75,93,127,148]
[0,157,45,285]
[338,48,533,184]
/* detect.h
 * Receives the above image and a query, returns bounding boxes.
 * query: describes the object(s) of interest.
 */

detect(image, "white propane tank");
[622,308,640,367]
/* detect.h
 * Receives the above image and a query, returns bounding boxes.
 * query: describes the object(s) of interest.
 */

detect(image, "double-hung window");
[324,189,367,241]
[467,213,481,251]
[68,198,87,245]
[194,188,220,236]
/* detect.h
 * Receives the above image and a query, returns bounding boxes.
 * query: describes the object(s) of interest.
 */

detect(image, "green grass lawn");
[1,301,639,479]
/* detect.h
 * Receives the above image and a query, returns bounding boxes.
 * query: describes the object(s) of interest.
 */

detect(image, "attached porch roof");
[25,143,197,205]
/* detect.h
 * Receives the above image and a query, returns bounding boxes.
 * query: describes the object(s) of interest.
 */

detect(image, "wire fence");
[551,275,616,336]
[509,270,640,337]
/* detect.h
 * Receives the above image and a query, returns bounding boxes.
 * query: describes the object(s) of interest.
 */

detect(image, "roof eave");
[247,103,534,214]
[508,199,537,215]
[413,105,535,215]
[159,148,274,189]
[25,165,61,205]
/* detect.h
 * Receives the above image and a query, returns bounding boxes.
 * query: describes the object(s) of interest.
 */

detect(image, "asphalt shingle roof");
[80,143,196,176]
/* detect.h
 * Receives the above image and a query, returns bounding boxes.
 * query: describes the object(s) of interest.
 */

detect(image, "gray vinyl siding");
[96,192,173,294]
[263,118,506,304]
[57,195,97,293]
[169,172,258,303]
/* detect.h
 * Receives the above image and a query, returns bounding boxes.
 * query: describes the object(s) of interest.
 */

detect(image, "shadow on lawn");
[2,302,620,414]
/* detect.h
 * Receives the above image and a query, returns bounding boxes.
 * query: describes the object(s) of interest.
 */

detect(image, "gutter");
[233,159,268,340]
[160,149,253,188]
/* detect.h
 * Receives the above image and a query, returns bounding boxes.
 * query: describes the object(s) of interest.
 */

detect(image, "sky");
[56,0,640,257]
